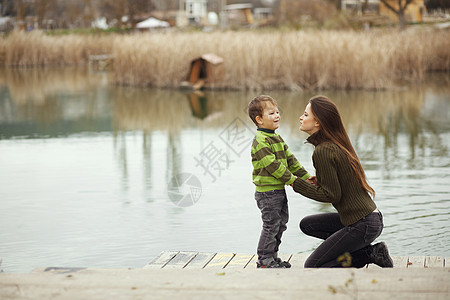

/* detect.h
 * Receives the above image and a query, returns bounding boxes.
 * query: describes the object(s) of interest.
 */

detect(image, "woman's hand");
[306,176,317,185]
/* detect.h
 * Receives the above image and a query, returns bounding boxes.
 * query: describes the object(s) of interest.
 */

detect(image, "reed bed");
[1,29,449,90]
[0,30,113,66]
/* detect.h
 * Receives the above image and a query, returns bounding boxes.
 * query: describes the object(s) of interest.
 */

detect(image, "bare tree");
[99,0,127,29]
[34,0,55,28]
[15,0,26,29]
[426,0,450,10]
[2,0,10,16]
[98,0,154,29]
[127,0,154,28]
[328,0,342,10]
[153,0,179,10]
[380,0,413,28]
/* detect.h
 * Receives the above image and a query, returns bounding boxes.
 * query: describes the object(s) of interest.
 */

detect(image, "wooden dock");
[145,251,449,269]
[1,252,449,300]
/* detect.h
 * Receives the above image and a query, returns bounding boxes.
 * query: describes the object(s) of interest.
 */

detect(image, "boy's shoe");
[370,242,394,268]
[275,257,291,268]
[256,259,286,268]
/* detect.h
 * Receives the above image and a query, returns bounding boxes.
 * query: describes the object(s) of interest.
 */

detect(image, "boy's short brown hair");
[248,95,278,126]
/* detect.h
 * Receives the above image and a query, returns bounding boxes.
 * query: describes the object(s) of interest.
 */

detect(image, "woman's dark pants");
[300,212,383,268]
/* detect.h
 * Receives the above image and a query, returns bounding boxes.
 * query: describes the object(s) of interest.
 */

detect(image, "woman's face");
[299,103,320,135]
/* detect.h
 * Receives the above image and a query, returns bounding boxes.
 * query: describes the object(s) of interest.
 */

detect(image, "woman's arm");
[292,144,341,203]
[285,144,311,180]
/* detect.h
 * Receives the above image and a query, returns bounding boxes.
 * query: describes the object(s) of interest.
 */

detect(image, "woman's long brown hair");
[309,95,375,198]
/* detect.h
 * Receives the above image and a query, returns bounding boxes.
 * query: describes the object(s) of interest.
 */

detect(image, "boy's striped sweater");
[251,128,310,192]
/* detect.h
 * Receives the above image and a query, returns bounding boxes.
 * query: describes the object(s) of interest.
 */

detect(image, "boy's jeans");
[255,189,288,263]
[300,211,383,267]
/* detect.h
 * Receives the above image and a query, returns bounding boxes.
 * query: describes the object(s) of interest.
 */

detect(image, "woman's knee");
[299,216,313,234]
[304,256,320,268]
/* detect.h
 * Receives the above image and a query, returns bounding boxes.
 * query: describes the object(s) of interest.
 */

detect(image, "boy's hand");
[290,176,298,187]
[306,176,317,185]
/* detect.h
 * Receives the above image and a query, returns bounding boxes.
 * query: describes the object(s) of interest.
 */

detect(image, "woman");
[292,95,393,268]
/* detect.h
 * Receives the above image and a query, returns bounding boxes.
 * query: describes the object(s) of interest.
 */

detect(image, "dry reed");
[1,29,449,90]
[0,30,113,66]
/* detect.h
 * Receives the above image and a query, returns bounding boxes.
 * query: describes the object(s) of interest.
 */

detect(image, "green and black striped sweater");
[251,128,311,192]
[292,131,377,226]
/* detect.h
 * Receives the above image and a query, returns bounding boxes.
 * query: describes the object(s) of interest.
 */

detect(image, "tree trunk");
[380,0,413,29]
[16,0,26,30]
[398,5,407,29]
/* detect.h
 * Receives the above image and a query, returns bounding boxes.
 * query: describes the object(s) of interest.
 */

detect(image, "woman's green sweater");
[293,132,376,226]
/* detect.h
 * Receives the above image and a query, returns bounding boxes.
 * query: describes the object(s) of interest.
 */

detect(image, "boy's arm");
[285,145,311,180]
[254,141,296,185]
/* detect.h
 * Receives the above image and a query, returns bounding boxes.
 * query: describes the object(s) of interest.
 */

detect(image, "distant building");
[185,0,208,25]
[136,17,170,31]
[224,3,254,26]
[0,17,14,32]
[379,0,426,23]
[253,7,275,26]
[342,0,426,23]
[341,0,380,14]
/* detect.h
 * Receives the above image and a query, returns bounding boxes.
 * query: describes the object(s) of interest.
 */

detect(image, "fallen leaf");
[216,272,225,276]
[328,286,337,294]
[372,279,377,284]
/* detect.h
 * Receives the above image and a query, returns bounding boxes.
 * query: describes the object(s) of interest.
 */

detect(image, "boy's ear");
[255,115,263,126]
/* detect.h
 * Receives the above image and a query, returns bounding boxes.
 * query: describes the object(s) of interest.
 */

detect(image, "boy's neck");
[257,127,276,134]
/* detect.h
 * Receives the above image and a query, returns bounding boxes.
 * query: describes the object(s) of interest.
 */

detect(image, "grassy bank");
[1,29,449,90]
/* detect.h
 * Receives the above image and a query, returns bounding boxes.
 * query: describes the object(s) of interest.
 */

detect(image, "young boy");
[248,95,311,268]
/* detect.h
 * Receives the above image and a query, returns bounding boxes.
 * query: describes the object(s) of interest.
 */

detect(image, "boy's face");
[256,102,280,131]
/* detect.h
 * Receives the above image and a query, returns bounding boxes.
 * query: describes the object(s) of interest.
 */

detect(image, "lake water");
[0,67,449,273]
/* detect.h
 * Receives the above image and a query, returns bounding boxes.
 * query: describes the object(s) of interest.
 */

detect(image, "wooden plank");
[145,252,443,270]
[392,256,409,268]
[224,254,255,269]
[163,252,198,269]
[183,252,216,269]
[193,79,205,90]
[189,60,201,83]
[203,253,235,269]
[407,256,425,268]
[288,253,307,269]
[424,256,444,268]
[369,255,410,269]
[144,251,179,269]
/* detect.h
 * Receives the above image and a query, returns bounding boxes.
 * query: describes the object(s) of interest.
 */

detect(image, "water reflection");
[188,91,209,120]
[0,67,112,137]
[0,67,449,273]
